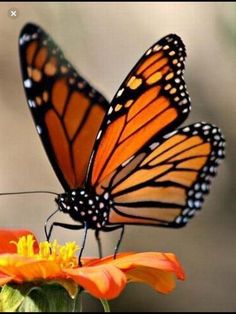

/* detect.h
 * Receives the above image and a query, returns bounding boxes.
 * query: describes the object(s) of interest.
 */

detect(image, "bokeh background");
[0,2,235,311]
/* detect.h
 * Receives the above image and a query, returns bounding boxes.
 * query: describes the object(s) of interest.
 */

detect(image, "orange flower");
[0,229,185,300]
[0,229,38,254]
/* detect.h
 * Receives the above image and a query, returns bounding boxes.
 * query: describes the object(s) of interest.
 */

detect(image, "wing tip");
[19,22,41,37]
[19,22,45,47]
[160,33,186,57]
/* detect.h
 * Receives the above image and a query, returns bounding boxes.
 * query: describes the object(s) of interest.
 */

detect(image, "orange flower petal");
[64,265,127,300]
[87,252,185,294]
[115,252,185,294]
[162,253,185,280]
[0,229,39,254]
[94,252,184,276]
[127,267,177,294]
[0,254,63,283]
[85,252,133,266]
[0,272,13,285]
[80,257,99,266]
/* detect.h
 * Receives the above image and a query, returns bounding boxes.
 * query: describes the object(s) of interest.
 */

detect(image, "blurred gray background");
[0,2,235,312]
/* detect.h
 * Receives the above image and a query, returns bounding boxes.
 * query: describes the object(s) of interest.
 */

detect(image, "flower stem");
[100,299,110,312]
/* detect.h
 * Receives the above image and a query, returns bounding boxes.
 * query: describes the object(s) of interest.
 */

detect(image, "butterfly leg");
[44,209,59,241]
[46,221,84,242]
[102,225,125,259]
[78,222,88,267]
[95,230,102,258]
[114,225,125,259]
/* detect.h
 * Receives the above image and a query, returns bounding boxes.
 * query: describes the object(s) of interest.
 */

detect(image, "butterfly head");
[55,192,72,213]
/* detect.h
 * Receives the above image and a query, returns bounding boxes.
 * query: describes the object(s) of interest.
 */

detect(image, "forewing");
[19,23,109,190]
[88,34,191,188]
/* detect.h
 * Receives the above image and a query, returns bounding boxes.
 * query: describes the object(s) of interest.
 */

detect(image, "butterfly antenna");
[0,191,59,196]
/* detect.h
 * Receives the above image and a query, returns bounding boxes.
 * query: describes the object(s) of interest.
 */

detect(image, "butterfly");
[19,23,225,262]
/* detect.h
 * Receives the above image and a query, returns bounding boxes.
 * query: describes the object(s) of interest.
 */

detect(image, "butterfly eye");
[55,194,70,213]
[59,195,66,203]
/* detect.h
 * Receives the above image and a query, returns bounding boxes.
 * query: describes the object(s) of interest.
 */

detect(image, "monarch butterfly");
[18,23,225,262]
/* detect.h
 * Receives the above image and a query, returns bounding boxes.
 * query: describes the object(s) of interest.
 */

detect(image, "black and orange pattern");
[19,23,108,190]
[19,23,225,233]
[108,123,224,227]
[89,35,191,187]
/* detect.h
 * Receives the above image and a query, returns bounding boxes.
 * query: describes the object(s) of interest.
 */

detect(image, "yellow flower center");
[12,235,79,268]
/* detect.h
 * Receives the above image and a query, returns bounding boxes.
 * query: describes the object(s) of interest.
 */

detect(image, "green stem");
[72,291,83,312]
[100,299,110,312]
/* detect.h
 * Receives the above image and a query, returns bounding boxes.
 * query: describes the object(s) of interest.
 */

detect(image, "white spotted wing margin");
[105,123,225,228]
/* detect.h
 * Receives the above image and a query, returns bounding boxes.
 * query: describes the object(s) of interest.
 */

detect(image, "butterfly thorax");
[56,188,110,229]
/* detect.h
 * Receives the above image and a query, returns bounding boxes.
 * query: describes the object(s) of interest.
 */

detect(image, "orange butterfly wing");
[106,123,225,227]
[19,23,109,190]
[87,34,191,189]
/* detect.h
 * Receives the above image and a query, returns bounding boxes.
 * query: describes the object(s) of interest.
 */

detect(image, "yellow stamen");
[39,241,51,259]
[11,234,35,257]
[13,236,79,268]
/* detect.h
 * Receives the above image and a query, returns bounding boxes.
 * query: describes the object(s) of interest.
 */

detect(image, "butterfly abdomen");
[56,189,111,229]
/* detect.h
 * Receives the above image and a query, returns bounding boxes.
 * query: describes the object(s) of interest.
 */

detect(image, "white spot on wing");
[108,107,113,115]
[28,100,36,108]
[116,88,124,98]
[179,99,188,106]
[146,48,152,55]
[32,33,38,39]
[36,125,42,134]
[19,37,24,45]
[218,149,223,157]
[149,142,159,150]
[195,192,202,199]
[175,216,182,224]
[188,209,196,216]
[183,127,190,132]
[104,192,109,200]
[24,79,32,88]
[163,130,177,139]
[96,130,102,139]
[194,200,202,208]
[182,209,189,215]
[188,199,194,208]
[201,183,207,191]
[153,44,161,51]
